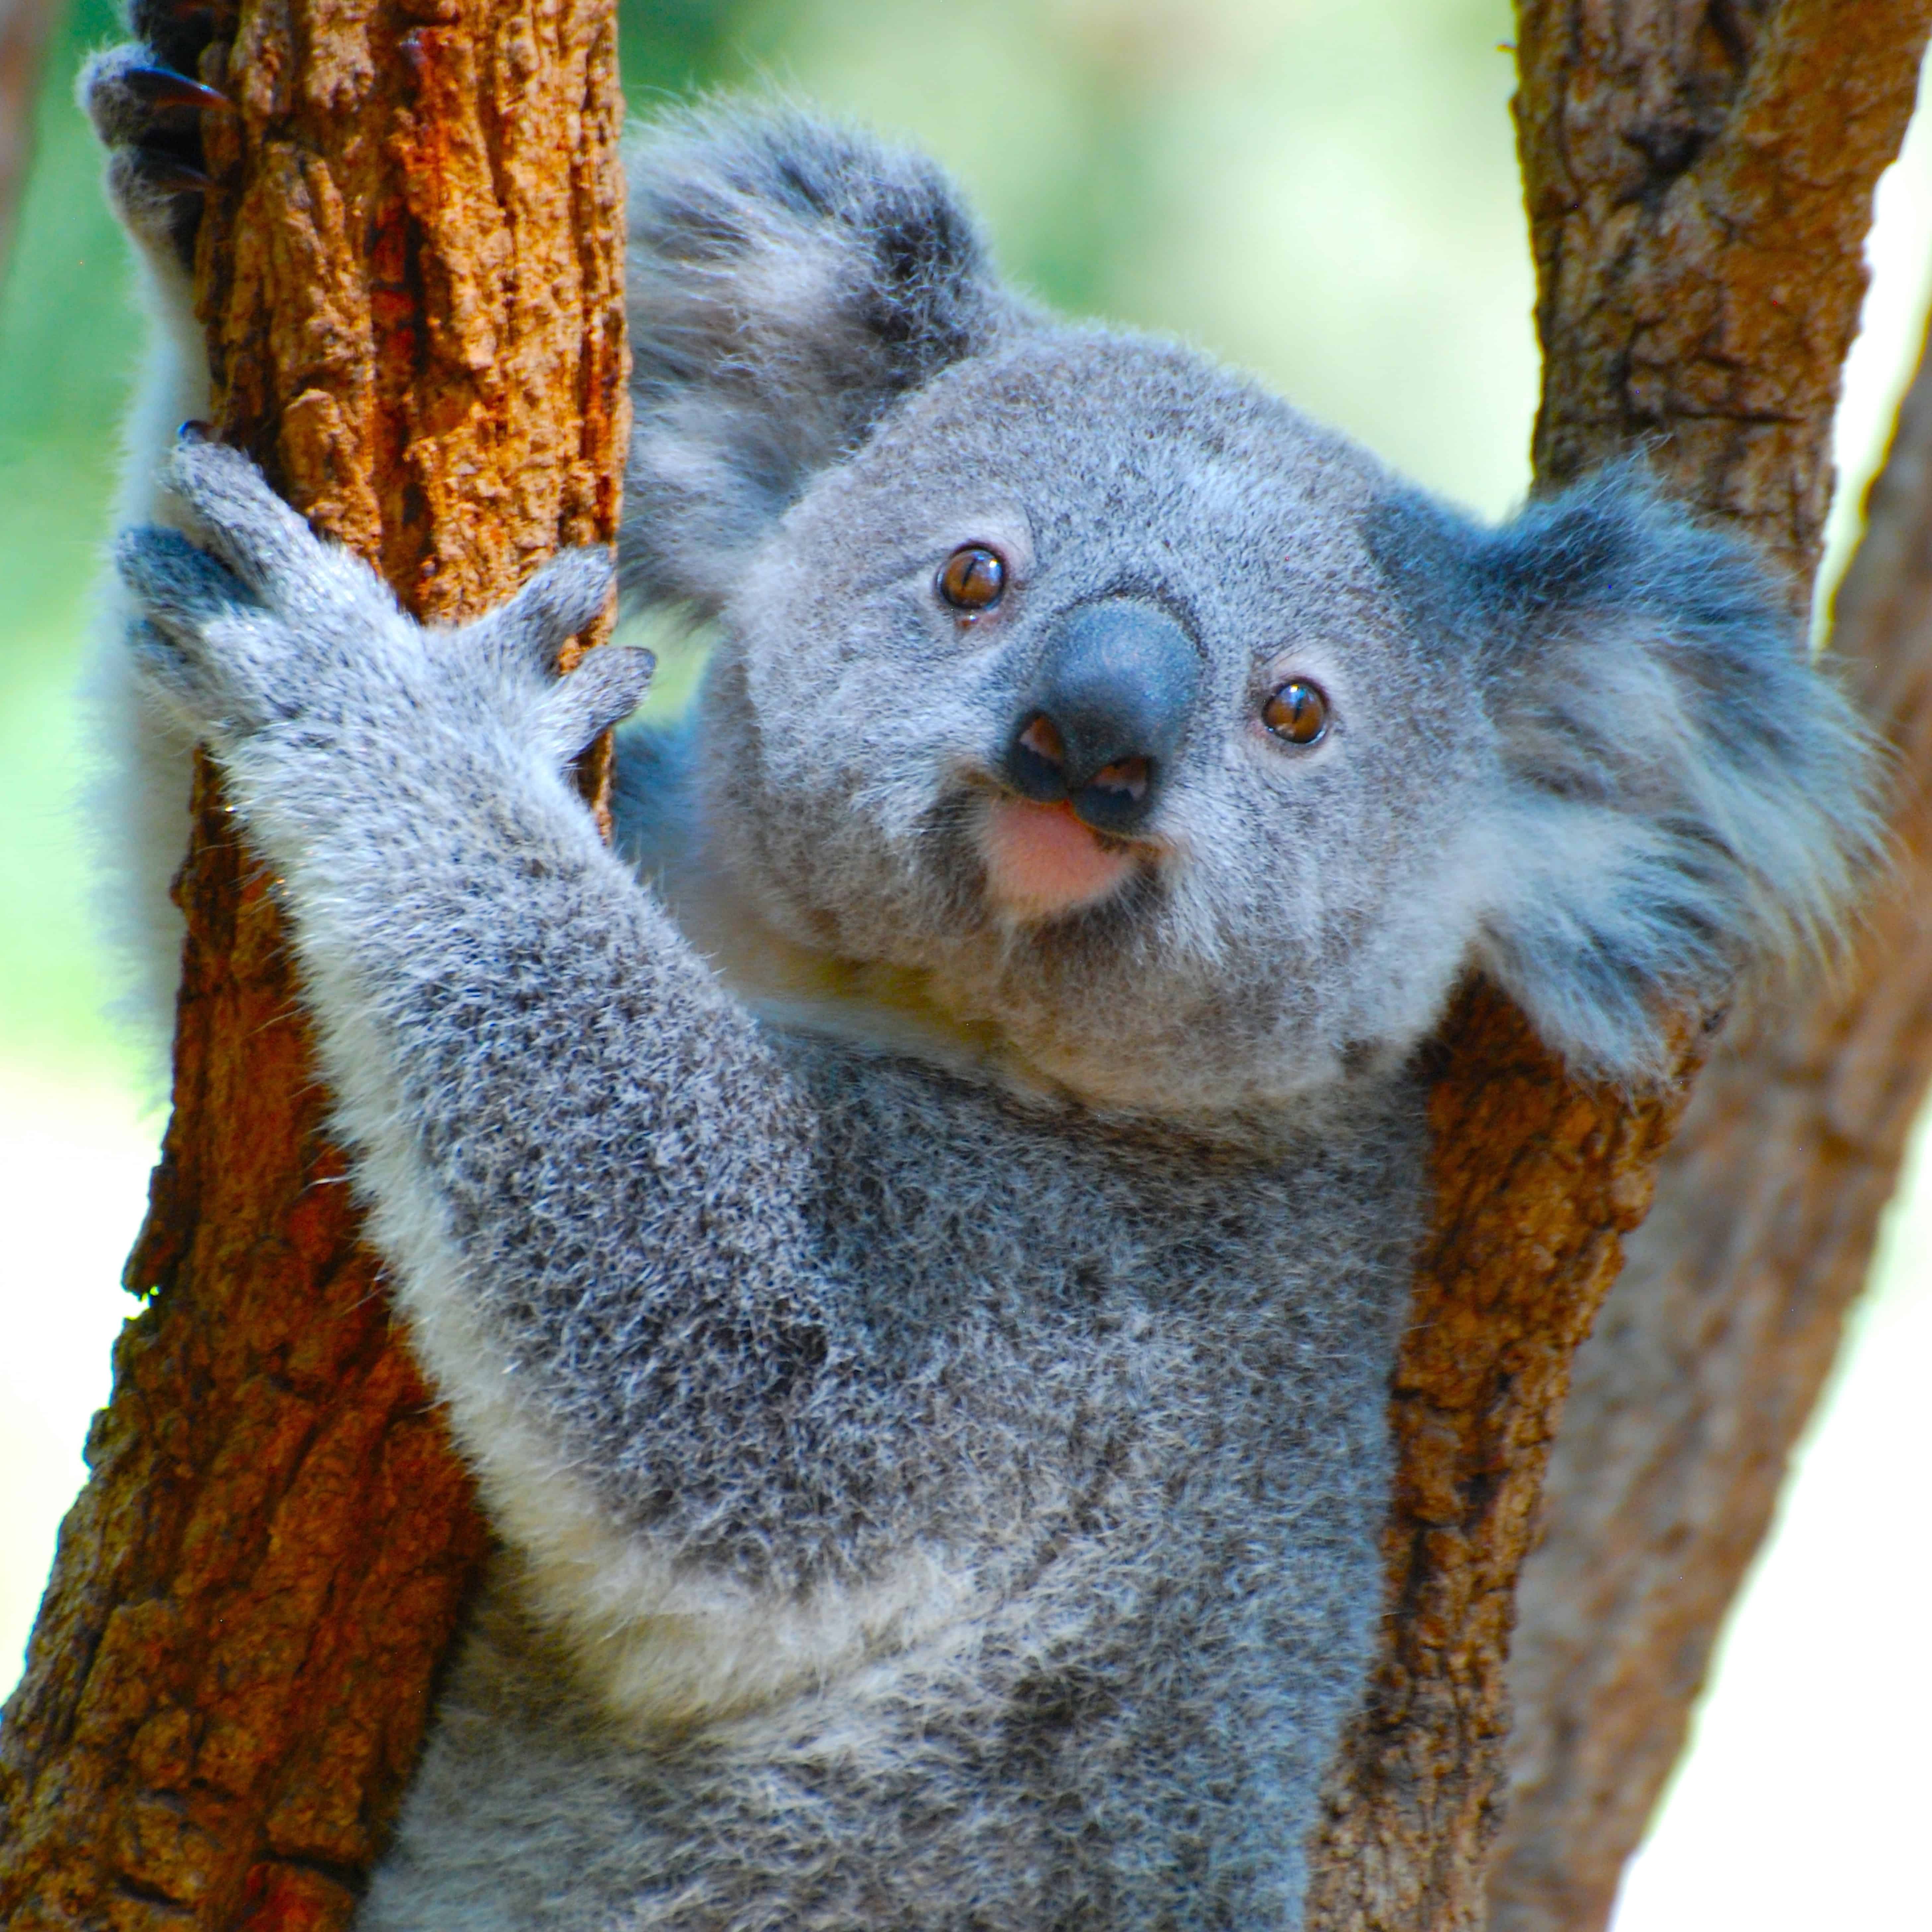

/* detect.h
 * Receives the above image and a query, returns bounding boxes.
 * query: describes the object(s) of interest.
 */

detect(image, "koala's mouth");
[976,794,1141,923]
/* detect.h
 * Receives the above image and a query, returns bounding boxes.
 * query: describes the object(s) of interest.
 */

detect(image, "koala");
[83,11,1878,1928]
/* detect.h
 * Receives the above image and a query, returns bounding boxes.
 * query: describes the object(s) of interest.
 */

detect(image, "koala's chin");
[976,796,1141,925]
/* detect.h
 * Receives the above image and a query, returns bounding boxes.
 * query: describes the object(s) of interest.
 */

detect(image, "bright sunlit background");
[1,3,1927,1923]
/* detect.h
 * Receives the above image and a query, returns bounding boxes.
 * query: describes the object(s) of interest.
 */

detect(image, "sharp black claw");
[123,64,233,115]
[138,152,212,195]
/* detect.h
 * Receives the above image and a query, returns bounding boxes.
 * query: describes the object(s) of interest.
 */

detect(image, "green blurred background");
[1,3,1927,1923]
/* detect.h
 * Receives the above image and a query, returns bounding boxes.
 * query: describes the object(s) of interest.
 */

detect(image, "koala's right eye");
[937,545,1006,615]
[1263,679,1330,745]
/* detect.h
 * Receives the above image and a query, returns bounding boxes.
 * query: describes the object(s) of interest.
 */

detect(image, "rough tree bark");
[0,0,64,279]
[1306,4,1932,1927]
[1491,221,1932,1932]
[0,0,628,1924]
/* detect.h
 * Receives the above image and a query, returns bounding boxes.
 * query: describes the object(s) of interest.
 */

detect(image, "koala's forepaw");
[80,0,230,278]
[118,441,649,764]
[468,550,654,760]
[115,442,355,743]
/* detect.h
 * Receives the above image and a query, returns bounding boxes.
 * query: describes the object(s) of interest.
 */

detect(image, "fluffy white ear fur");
[620,103,1022,614]
[1468,471,1883,1080]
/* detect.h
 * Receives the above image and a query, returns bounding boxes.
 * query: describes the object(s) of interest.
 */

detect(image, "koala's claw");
[119,149,211,197]
[82,43,218,150]
[82,20,226,275]
[119,64,231,118]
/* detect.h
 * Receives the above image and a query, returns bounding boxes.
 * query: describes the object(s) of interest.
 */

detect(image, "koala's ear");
[1385,469,1883,1081]
[621,103,1018,613]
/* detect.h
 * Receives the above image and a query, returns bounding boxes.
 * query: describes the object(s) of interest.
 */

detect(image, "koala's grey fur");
[88,57,1878,1932]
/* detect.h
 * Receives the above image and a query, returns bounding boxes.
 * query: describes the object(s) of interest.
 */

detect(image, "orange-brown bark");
[1306,994,1700,1928]
[1306,5,1932,1926]
[1516,0,1932,594]
[0,0,628,1923]
[1491,310,1932,1932]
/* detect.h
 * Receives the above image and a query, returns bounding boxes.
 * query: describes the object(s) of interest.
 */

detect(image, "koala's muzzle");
[1001,601,1202,837]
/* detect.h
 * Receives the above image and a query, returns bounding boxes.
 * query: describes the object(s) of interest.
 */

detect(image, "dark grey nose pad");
[1000,601,1202,837]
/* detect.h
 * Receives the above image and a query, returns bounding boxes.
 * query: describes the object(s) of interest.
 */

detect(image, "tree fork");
[1306,4,1932,1924]
[0,0,628,1922]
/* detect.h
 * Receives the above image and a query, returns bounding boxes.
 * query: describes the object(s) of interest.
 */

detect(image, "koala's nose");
[1000,601,1202,837]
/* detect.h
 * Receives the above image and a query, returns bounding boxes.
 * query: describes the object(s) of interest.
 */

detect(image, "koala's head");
[621,105,1878,1118]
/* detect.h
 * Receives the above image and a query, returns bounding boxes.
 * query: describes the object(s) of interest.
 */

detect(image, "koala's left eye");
[1263,679,1329,746]
[938,545,1006,614]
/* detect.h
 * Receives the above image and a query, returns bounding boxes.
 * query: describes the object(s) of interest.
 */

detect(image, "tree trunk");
[0,0,628,1924]
[0,0,63,280]
[1306,5,1932,1926]
[1490,291,1932,1932]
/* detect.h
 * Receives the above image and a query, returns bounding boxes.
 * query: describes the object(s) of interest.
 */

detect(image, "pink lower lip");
[978,795,1137,920]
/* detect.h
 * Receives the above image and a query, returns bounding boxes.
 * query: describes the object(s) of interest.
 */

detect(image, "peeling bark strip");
[1306,5,1932,1926]
[1492,315,1932,1932]
[0,0,628,1925]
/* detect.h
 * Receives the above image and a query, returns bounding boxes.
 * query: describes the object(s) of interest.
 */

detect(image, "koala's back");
[362,1044,1426,1932]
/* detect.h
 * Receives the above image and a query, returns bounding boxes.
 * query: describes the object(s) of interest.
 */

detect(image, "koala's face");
[623,105,1874,1119]
[705,334,1497,1113]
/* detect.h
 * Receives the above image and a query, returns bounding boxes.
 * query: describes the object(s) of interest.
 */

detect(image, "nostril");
[1018,715,1067,770]
[1003,723,1158,832]
[1087,756,1149,805]
[1071,756,1156,837]
[1006,711,1072,803]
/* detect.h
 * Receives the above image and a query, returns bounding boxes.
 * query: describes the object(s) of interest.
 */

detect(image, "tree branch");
[0,0,628,1923]
[1306,6,1932,1924]
[1492,303,1932,1932]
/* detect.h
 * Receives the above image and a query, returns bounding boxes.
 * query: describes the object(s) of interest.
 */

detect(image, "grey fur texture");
[97,91,1879,1932]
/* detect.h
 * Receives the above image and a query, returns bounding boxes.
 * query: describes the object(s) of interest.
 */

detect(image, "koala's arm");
[79,6,229,1068]
[114,447,906,1637]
